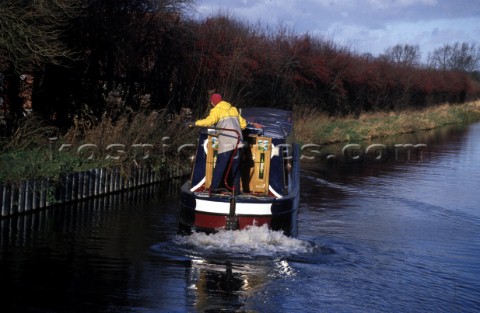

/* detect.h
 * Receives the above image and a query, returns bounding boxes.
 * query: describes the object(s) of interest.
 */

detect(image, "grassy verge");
[2,100,480,183]
[0,111,196,183]
[294,100,480,144]
[0,149,106,183]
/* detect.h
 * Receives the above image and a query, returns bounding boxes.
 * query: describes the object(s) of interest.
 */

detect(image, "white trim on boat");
[190,177,206,192]
[269,185,283,198]
[195,199,272,215]
[203,138,209,154]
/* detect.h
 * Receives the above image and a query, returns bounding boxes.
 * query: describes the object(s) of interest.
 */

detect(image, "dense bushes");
[182,18,479,115]
[1,3,479,131]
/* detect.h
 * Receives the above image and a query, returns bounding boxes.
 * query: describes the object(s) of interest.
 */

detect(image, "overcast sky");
[191,0,480,61]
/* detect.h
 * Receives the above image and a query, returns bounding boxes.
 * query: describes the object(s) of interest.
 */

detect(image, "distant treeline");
[1,0,479,131]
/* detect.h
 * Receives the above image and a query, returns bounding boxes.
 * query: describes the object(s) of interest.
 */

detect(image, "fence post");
[45,178,52,208]
[88,169,94,198]
[0,183,4,217]
[2,184,11,217]
[76,172,83,200]
[25,180,32,212]
[64,173,71,203]
[38,179,45,209]
[18,182,26,214]
[99,168,105,195]
[32,179,38,211]
[95,168,100,195]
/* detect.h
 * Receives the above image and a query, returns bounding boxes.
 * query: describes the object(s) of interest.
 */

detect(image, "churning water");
[1,122,480,312]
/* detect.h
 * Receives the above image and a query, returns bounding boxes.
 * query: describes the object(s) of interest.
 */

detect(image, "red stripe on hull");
[194,213,271,230]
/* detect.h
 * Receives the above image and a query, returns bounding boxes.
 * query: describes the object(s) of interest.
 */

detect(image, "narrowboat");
[178,107,300,236]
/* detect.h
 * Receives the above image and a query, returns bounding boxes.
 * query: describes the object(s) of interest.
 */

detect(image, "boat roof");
[240,107,293,139]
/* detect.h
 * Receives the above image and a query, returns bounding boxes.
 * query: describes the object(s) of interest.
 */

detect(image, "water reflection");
[0,181,182,313]
[301,122,476,187]
[151,225,314,312]
[2,123,479,312]
[187,257,300,312]
[189,260,258,312]
[303,123,471,167]
[297,122,480,312]
[185,254,303,312]
[0,181,180,248]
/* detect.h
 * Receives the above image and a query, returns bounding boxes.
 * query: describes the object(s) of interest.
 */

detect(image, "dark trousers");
[211,149,241,192]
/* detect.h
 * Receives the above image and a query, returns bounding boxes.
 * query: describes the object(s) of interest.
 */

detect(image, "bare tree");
[428,42,480,72]
[381,44,421,67]
[0,0,81,73]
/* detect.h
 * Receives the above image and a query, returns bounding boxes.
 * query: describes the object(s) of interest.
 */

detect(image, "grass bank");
[2,100,480,183]
[0,111,195,182]
[294,100,480,145]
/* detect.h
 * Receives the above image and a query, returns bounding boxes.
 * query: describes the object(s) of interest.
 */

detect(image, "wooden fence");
[0,164,189,218]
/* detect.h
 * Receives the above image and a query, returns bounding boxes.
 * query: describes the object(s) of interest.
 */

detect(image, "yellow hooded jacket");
[195,101,247,153]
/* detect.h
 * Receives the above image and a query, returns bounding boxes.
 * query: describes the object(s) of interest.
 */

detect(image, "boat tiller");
[225,195,238,230]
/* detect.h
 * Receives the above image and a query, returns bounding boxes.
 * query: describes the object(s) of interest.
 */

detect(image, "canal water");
[1,122,480,313]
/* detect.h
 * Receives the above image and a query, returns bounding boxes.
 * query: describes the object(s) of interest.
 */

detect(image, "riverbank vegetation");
[1,0,480,183]
[2,100,480,182]
[0,110,195,182]
[294,100,480,144]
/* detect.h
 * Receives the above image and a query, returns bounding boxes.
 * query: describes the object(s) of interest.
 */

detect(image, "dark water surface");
[1,123,480,313]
